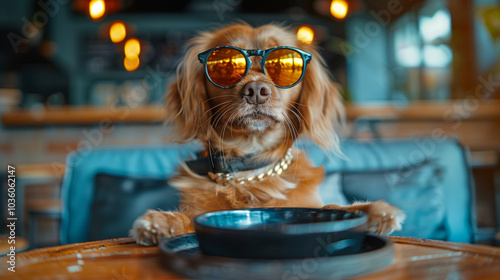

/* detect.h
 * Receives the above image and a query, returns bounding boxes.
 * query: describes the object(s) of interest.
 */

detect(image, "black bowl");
[193,208,367,259]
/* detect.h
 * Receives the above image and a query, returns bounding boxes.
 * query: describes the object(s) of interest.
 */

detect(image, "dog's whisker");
[220,111,238,163]
[212,105,237,156]
[282,114,292,140]
[287,105,305,124]
[286,109,301,132]
[288,117,299,140]
[215,109,235,162]
[201,100,232,115]
[286,105,306,149]
[282,117,289,144]
[212,106,235,131]
[285,108,305,151]
[200,102,233,128]
[203,95,235,105]
[285,117,299,145]
[235,73,245,82]
[287,112,302,141]
[284,108,301,137]
[282,114,300,177]
[200,101,232,122]
[230,113,237,138]
[290,100,306,107]
[283,117,294,149]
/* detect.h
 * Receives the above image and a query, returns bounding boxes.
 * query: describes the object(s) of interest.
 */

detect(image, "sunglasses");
[198,46,312,89]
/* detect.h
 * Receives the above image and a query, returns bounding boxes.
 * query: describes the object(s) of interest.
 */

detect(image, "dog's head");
[165,22,344,156]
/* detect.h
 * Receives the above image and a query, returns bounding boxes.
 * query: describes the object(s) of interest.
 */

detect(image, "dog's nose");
[241,81,272,105]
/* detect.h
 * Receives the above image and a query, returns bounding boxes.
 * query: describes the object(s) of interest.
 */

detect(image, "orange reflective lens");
[206,48,247,87]
[265,49,304,87]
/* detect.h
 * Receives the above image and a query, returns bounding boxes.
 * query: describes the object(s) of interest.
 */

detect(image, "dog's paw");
[364,200,405,235]
[129,210,191,246]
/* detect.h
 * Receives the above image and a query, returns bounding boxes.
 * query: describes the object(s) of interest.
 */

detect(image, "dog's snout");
[241,81,272,105]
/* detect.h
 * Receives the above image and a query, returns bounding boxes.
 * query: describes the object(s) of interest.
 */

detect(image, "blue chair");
[60,142,199,244]
[60,138,476,244]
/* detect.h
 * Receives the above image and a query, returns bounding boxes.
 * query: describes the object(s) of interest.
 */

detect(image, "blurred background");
[1,0,500,250]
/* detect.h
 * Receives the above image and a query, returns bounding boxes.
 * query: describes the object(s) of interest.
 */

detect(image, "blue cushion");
[301,138,476,243]
[341,160,446,240]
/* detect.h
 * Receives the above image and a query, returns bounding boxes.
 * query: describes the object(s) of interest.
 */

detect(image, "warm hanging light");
[330,0,348,19]
[89,0,105,20]
[124,38,140,57]
[109,21,126,43]
[124,56,140,71]
[297,25,315,44]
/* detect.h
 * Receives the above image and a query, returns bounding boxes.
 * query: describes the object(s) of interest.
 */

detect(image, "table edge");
[2,236,500,267]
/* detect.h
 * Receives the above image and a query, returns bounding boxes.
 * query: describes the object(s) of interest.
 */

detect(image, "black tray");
[159,233,393,280]
[194,208,367,259]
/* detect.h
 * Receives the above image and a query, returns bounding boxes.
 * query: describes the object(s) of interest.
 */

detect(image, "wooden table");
[0,236,499,279]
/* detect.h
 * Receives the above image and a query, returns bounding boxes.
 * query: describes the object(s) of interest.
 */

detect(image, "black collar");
[185,151,274,176]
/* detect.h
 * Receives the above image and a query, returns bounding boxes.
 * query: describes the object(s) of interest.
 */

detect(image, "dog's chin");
[239,113,280,134]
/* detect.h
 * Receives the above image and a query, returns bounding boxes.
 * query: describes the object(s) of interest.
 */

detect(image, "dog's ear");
[296,43,345,152]
[164,37,211,143]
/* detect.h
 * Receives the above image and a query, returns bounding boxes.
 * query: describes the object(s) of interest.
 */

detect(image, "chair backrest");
[60,138,476,244]
[303,138,476,243]
[60,142,200,244]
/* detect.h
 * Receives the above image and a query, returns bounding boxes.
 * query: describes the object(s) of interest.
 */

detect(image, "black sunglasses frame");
[197,46,312,89]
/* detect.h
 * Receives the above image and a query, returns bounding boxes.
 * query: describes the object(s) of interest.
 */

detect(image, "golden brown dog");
[130,23,405,246]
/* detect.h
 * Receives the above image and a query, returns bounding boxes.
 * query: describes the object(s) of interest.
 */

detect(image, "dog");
[130,22,405,246]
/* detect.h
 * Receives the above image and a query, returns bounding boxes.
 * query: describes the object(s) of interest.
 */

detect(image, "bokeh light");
[109,21,126,43]
[330,0,348,20]
[297,25,315,44]
[124,38,141,57]
[124,56,140,71]
[89,0,105,20]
